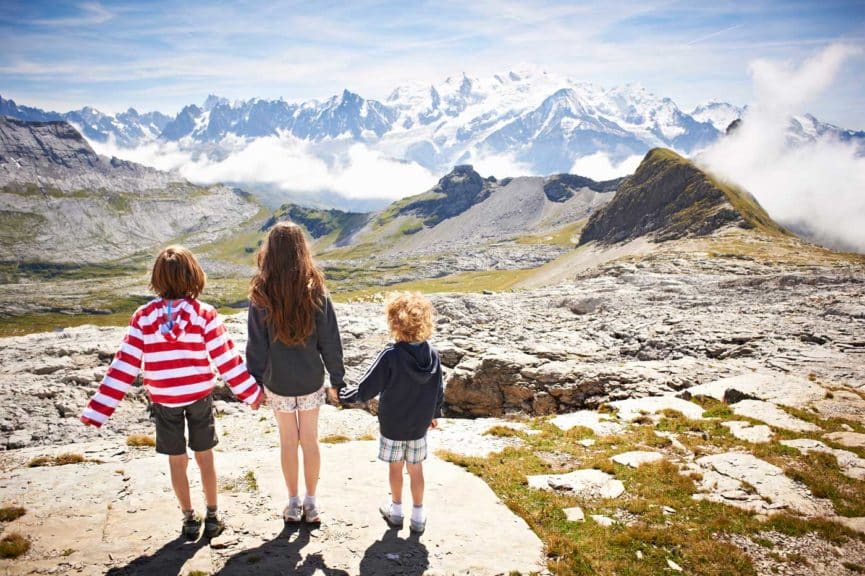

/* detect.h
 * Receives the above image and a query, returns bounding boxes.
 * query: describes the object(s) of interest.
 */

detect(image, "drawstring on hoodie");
[160,299,176,335]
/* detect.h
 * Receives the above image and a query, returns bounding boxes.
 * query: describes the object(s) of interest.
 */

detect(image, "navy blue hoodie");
[340,341,443,441]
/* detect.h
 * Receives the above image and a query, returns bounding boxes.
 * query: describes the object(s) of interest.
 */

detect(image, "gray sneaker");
[283,500,302,523]
[410,517,426,534]
[304,502,321,524]
[379,503,404,529]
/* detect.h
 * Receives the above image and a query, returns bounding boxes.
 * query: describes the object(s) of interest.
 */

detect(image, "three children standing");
[80,222,444,540]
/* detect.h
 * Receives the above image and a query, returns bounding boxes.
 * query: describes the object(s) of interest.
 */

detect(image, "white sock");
[411,505,425,523]
[304,495,316,507]
[289,496,300,506]
[390,501,403,517]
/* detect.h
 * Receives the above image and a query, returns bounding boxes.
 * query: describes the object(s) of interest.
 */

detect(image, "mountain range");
[3,70,862,179]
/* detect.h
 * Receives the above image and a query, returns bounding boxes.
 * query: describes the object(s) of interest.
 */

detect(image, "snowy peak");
[691,101,745,132]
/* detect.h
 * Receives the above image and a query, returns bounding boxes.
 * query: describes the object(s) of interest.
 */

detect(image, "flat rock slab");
[696,452,832,516]
[550,410,624,436]
[429,417,526,457]
[611,451,665,468]
[609,396,705,422]
[686,373,825,408]
[0,441,544,576]
[528,468,625,499]
[825,431,865,448]
[781,439,865,480]
[721,421,773,443]
[730,400,820,432]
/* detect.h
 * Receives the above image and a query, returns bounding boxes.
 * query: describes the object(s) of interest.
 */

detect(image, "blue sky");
[1,0,864,128]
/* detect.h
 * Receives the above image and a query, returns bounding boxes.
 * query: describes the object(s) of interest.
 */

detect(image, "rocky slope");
[0,117,174,192]
[579,148,786,245]
[0,118,262,263]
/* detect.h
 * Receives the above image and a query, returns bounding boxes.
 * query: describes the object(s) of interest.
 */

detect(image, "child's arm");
[339,348,390,404]
[80,316,144,427]
[245,305,269,387]
[205,311,262,407]
[434,361,444,418]
[316,296,346,390]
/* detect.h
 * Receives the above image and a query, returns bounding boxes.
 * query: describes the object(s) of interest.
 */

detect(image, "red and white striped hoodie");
[80,298,262,428]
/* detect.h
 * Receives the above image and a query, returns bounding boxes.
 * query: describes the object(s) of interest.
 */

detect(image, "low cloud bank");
[90,134,438,202]
[699,44,865,252]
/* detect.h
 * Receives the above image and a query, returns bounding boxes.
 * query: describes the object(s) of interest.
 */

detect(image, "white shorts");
[266,386,326,413]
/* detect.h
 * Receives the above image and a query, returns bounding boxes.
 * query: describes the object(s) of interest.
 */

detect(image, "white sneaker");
[379,503,404,528]
[304,501,321,524]
[283,500,302,523]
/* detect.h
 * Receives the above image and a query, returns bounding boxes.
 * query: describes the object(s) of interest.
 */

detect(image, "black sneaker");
[204,515,225,538]
[182,516,202,540]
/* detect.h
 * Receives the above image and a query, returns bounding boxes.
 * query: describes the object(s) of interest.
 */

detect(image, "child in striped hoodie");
[80,246,263,540]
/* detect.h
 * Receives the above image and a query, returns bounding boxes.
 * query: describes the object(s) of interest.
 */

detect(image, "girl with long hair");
[246,222,345,524]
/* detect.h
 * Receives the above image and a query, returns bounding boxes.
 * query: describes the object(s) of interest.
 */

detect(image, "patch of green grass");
[334,267,538,301]
[516,221,587,246]
[0,532,30,559]
[783,451,865,517]
[0,507,26,522]
[187,571,210,576]
[693,397,735,419]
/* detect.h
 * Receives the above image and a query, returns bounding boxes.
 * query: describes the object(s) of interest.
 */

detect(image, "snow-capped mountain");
[2,70,861,177]
[0,96,171,147]
[690,101,745,133]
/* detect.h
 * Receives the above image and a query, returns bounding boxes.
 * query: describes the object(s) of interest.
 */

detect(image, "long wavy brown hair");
[249,222,326,346]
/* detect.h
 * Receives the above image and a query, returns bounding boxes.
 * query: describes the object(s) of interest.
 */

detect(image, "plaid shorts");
[266,386,326,413]
[378,434,428,464]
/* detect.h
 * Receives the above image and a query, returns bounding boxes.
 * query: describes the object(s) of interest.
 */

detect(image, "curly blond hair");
[386,292,434,343]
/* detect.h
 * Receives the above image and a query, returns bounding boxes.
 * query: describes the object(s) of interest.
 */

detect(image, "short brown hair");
[386,292,434,343]
[149,245,206,299]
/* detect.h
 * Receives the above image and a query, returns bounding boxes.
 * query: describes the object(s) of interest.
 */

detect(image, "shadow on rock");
[105,535,208,576]
[214,524,349,576]
[359,528,429,576]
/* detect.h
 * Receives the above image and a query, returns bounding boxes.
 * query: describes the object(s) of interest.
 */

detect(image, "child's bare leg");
[275,411,301,497]
[407,462,424,507]
[298,407,321,497]
[169,454,192,511]
[194,449,217,509]
[389,461,405,504]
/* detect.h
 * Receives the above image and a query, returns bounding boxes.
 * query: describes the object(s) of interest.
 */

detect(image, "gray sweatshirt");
[246,296,345,396]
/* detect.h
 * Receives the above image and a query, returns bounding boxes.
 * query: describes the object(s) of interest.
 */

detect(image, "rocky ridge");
[579,148,786,245]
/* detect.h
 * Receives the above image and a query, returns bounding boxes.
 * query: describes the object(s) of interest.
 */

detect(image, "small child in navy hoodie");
[340,292,443,533]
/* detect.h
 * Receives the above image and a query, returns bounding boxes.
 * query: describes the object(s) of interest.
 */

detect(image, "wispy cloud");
[1,0,864,128]
[686,23,744,46]
[29,2,114,27]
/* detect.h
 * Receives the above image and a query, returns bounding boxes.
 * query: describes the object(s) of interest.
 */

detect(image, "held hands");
[326,387,339,404]
[250,391,266,411]
[429,419,438,429]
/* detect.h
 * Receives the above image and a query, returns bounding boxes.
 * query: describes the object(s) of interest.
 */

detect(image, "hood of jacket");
[157,298,193,342]
[394,341,439,374]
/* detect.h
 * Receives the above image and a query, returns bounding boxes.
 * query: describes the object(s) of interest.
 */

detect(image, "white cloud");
[570,152,642,180]
[468,151,535,179]
[699,43,865,252]
[90,134,439,201]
